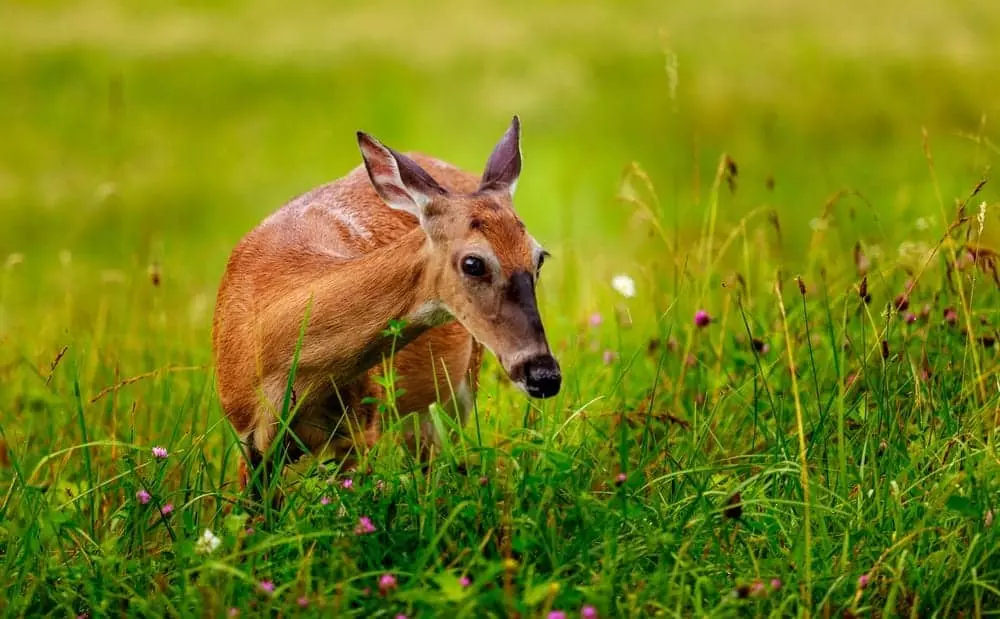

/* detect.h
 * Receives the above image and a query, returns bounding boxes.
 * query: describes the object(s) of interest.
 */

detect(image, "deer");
[211,116,561,503]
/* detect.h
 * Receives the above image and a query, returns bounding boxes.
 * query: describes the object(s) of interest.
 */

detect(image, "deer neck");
[302,227,449,381]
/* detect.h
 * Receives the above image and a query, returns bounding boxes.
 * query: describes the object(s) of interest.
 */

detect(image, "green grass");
[2,0,1000,616]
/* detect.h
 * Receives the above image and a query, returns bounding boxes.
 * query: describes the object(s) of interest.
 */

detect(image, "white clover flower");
[196,529,221,555]
[611,274,636,298]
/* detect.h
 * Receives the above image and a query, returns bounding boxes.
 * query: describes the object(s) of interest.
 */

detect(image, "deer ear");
[478,115,521,198]
[357,131,446,221]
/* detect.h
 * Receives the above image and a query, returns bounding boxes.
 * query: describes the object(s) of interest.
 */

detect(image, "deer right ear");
[478,115,522,198]
[357,131,446,222]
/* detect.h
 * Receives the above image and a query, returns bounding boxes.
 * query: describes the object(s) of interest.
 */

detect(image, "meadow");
[2,0,1000,616]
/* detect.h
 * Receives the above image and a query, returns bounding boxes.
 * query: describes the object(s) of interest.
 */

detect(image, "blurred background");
[1,0,999,371]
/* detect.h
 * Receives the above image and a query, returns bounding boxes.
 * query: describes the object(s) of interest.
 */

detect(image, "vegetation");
[1,0,999,616]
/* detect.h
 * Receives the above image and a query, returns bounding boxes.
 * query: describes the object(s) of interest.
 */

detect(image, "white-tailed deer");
[212,116,560,500]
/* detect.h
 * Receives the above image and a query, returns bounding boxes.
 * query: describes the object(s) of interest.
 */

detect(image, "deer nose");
[521,355,561,399]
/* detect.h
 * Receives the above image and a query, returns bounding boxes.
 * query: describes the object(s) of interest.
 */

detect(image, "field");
[2,0,1000,616]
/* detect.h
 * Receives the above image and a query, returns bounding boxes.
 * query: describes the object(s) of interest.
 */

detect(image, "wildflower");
[245,527,255,535]
[602,349,616,365]
[355,516,376,535]
[258,580,275,595]
[160,503,174,516]
[751,338,769,354]
[858,573,871,590]
[614,472,627,486]
[611,274,636,298]
[548,612,567,619]
[396,615,408,619]
[581,606,598,619]
[459,575,471,588]
[478,475,489,487]
[342,478,354,490]
[944,307,958,325]
[228,609,239,618]
[905,312,917,324]
[723,492,743,520]
[320,495,332,506]
[297,596,309,609]
[770,578,782,590]
[375,479,386,492]
[893,295,909,312]
[196,529,221,555]
[151,446,168,459]
[136,489,151,505]
[588,313,603,327]
[750,580,767,597]
[379,573,398,594]
[694,310,711,328]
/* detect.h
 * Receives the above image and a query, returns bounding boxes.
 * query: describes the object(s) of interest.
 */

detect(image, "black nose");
[521,355,561,399]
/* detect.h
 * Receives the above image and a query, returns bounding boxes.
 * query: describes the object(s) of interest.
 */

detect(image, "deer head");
[356,116,561,399]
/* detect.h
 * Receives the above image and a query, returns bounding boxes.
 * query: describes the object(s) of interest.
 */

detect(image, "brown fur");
[212,141,549,486]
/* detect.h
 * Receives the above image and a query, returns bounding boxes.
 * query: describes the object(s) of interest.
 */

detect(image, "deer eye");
[461,256,487,278]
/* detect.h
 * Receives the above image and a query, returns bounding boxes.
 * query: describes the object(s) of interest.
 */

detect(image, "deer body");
[212,118,560,497]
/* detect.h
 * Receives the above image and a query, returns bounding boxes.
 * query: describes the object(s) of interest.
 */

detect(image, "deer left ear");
[478,115,521,198]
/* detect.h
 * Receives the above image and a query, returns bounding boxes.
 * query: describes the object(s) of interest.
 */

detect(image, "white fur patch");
[454,379,475,424]
[407,301,453,327]
[334,209,372,240]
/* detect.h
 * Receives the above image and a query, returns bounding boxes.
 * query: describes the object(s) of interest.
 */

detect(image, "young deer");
[212,116,561,500]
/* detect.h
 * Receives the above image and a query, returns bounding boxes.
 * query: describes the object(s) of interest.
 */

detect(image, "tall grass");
[2,0,1000,616]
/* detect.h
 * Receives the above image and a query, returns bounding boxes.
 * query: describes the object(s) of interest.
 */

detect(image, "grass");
[2,0,1000,616]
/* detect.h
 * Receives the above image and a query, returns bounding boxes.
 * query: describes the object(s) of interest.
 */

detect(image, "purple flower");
[905,312,917,324]
[548,612,567,619]
[770,578,782,590]
[459,575,471,588]
[858,573,871,590]
[395,615,409,619]
[694,310,711,328]
[136,489,151,504]
[944,307,959,325]
[602,349,617,365]
[581,606,598,619]
[258,580,275,595]
[750,580,767,596]
[160,503,174,516]
[228,609,239,618]
[614,472,627,486]
[342,478,354,490]
[297,596,309,608]
[379,573,397,593]
[320,495,331,506]
[151,446,168,459]
[478,475,489,487]
[588,313,603,327]
[355,516,376,535]
[245,526,255,536]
